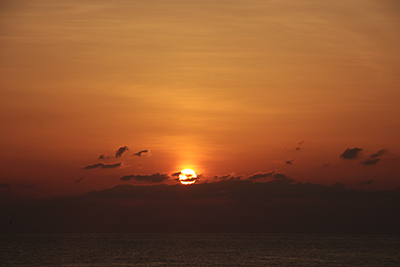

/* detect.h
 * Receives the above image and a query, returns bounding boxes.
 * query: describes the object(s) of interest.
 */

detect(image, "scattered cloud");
[340,147,363,159]
[120,173,169,183]
[115,146,128,158]
[357,179,374,186]
[361,158,380,166]
[132,149,149,157]
[298,140,304,145]
[370,149,388,158]
[83,162,122,170]
[74,177,86,183]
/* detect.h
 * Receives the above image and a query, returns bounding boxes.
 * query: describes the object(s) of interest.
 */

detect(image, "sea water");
[1,234,399,266]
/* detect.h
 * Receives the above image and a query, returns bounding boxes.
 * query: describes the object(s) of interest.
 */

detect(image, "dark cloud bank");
[1,177,399,234]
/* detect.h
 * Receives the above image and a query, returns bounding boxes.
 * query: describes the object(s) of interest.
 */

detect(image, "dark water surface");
[1,234,399,266]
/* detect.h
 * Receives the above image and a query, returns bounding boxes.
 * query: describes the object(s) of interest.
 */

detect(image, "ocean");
[1,234,399,266]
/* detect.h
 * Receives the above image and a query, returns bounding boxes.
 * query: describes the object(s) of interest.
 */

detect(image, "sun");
[179,169,197,185]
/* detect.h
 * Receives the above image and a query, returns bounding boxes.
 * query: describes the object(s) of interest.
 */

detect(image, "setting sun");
[179,169,197,185]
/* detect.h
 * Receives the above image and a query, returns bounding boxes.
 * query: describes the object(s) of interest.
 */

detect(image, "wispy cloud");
[360,158,380,166]
[370,149,388,158]
[83,162,122,170]
[132,149,149,157]
[120,173,169,183]
[74,177,86,183]
[248,171,275,180]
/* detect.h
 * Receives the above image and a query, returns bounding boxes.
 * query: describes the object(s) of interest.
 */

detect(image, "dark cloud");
[2,179,400,234]
[370,149,388,158]
[340,147,363,159]
[361,158,380,166]
[171,172,181,177]
[115,146,128,158]
[132,150,149,157]
[248,171,275,180]
[284,159,295,165]
[295,147,301,151]
[74,177,86,183]
[98,154,112,160]
[83,162,122,170]
[0,183,10,189]
[247,171,291,181]
[298,141,304,145]
[120,173,169,183]
[357,180,374,186]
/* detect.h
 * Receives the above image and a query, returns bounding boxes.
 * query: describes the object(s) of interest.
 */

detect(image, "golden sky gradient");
[1,0,400,197]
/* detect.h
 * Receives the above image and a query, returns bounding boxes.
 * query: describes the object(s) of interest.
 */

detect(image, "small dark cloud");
[120,173,169,183]
[0,183,10,189]
[370,149,388,158]
[322,164,330,167]
[284,159,295,165]
[132,150,149,157]
[298,140,304,145]
[83,162,122,170]
[248,171,275,180]
[74,177,86,183]
[295,147,301,151]
[98,154,112,160]
[340,147,363,160]
[214,174,242,180]
[361,158,380,166]
[115,146,129,158]
[357,179,374,186]
[171,172,181,177]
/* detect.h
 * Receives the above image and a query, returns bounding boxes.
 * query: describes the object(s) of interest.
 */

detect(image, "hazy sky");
[1,0,400,233]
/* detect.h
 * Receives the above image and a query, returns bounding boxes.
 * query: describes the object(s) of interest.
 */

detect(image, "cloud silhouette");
[115,146,128,158]
[370,149,388,158]
[361,158,380,166]
[120,173,169,183]
[74,177,86,183]
[357,179,374,186]
[83,162,122,170]
[340,147,363,159]
[132,150,149,157]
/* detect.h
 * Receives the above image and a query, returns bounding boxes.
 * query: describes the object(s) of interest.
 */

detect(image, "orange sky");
[1,0,400,197]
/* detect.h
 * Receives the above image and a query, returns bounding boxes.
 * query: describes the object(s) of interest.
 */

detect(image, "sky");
[1,0,400,233]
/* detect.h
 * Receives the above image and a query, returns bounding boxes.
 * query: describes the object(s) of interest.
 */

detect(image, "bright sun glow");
[179,169,197,185]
